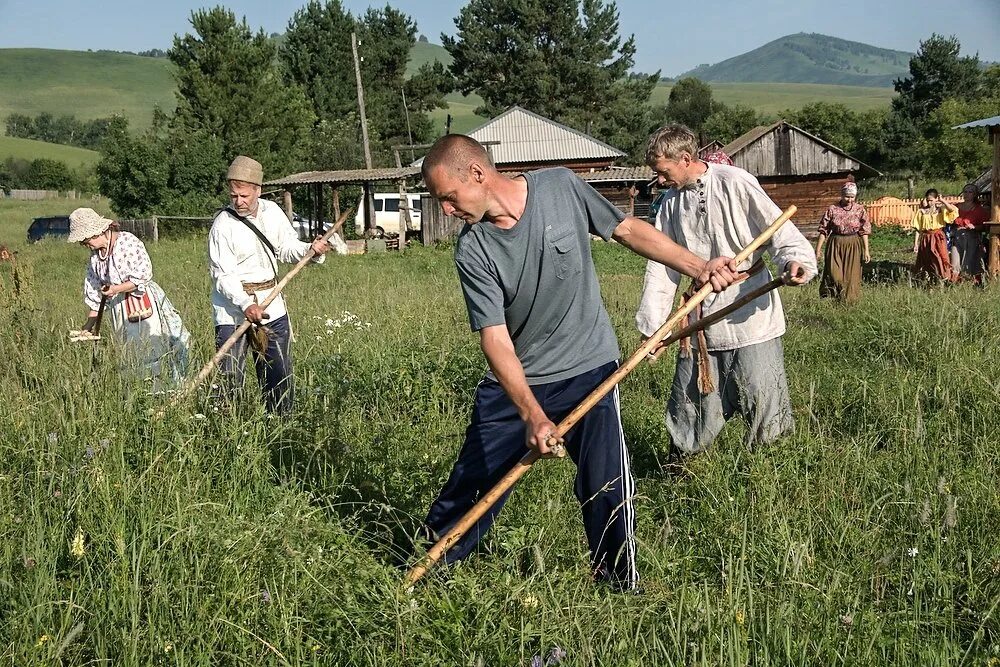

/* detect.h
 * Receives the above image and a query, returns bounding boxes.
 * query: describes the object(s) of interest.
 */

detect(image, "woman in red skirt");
[911,189,958,282]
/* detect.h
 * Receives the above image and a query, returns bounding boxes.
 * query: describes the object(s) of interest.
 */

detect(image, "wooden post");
[333,188,341,228]
[363,181,376,237]
[398,180,412,253]
[352,32,373,170]
[988,128,1000,278]
[283,190,293,222]
[317,183,324,239]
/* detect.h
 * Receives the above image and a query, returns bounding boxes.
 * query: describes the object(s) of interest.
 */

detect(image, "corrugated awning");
[953,116,1000,129]
[265,167,420,187]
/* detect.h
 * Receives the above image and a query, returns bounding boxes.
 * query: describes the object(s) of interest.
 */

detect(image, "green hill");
[1,42,898,145]
[0,49,175,129]
[678,33,911,87]
[0,135,99,169]
[406,41,453,76]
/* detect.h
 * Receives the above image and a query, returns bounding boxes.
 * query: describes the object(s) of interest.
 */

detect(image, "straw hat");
[226,155,264,186]
[67,208,114,243]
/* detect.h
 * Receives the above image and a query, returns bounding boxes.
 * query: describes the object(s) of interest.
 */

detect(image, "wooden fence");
[117,216,214,242]
[862,196,963,229]
[419,196,464,246]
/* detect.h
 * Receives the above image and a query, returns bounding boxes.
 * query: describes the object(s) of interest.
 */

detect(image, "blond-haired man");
[639,124,817,459]
[208,155,334,415]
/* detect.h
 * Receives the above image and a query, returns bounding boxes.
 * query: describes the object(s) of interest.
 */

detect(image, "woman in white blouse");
[68,207,190,389]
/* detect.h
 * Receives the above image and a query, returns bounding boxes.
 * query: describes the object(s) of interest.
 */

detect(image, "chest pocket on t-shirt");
[548,229,582,280]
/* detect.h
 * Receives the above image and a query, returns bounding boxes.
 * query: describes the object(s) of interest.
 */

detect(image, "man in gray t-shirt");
[419,134,737,589]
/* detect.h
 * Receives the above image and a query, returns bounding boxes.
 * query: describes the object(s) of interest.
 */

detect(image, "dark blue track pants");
[215,314,293,415]
[424,361,638,587]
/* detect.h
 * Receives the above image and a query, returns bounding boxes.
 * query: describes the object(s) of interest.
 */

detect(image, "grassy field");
[0,136,100,170]
[2,198,999,664]
[0,49,175,129]
[651,82,896,115]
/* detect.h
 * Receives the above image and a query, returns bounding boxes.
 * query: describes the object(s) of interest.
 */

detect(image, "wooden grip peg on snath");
[158,207,354,417]
[404,205,798,586]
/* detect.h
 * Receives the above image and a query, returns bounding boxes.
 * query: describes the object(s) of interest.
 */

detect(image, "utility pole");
[352,31,376,237]
[351,31,373,170]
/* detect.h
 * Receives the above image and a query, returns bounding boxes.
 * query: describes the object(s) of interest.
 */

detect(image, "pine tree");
[444,0,657,158]
[169,6,315,177]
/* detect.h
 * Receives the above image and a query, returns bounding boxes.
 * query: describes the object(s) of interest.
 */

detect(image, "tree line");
[5,113,126,151]
[12,0,994,215]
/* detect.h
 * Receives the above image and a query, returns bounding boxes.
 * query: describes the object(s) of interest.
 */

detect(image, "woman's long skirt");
[914,229,954,282]
[106,281,190,390]
[819,234,863,304]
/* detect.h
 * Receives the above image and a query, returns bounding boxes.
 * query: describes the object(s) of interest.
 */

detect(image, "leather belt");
[242,278,276,295]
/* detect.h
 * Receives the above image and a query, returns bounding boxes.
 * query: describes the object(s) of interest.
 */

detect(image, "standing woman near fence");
[950,183,989,283]
[68,208,190,389]
[911,189,958,283]
[815,182,870,304]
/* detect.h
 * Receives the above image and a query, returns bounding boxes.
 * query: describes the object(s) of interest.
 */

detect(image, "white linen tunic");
[208,199,324,327]
[635,163,817,351]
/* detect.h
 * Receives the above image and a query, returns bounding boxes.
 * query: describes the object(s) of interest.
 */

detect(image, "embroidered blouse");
[911,207,957,232]
[818,202,871,237]
[83,231,152,311]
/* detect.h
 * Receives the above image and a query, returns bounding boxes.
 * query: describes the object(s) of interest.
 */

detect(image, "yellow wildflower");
[521,594,539,610]
[164,642,174,653]
[69,527,85,559]
[735,609,746,626]
[36,634,51,647]
[312,644,321,652]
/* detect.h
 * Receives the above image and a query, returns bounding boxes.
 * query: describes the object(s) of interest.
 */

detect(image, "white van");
[354,193,425,236]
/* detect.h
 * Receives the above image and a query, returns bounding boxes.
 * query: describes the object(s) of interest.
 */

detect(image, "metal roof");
[579,166,654,183]
[953,116,1000,129]
[414,106,625,167]
[265,166,420,187]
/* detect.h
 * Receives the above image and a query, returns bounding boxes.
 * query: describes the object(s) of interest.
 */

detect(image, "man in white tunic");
[208,155,334,415]
[637,125,817,458]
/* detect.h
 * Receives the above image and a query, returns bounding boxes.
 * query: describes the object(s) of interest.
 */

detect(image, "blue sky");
[1,0,997,77]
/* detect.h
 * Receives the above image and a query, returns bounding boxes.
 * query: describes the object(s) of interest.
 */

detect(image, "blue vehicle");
[27,215,71,243]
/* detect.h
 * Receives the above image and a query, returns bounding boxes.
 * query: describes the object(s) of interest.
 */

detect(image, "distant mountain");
[677,33,912,88]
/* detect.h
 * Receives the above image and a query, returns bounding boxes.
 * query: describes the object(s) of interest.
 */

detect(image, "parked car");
[354,193,425,237]
[27,215,71,243]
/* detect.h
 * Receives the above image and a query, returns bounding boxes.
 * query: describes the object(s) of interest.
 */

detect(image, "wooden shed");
[721,121,880,231]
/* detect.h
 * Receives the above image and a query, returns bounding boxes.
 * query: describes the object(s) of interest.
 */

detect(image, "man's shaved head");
[422,134,494,182]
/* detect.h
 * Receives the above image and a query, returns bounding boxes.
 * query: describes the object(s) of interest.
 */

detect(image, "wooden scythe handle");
[404,205,797,586]
[646,276,787,363]
[159,207,354,415]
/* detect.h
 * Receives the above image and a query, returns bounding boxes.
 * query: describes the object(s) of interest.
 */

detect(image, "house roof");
[721,120,880,177]
[414,106,625,167]
[720,121,783,157]
[265,167,420,187]
[578,166,654,183]
[973,168,993,194]
[953,116,1000,129]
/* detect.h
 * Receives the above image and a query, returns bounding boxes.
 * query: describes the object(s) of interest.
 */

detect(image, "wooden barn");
[721,121,880,231]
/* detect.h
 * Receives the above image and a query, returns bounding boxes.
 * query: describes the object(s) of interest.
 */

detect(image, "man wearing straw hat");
[208,155,333,415]
[638,124,817,463]
[417,134,740,590]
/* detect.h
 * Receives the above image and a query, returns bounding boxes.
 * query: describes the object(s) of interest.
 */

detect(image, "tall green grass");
[2,198,999,664]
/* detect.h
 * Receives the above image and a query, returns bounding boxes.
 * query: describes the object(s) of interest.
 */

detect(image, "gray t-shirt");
[454,167,625,385]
